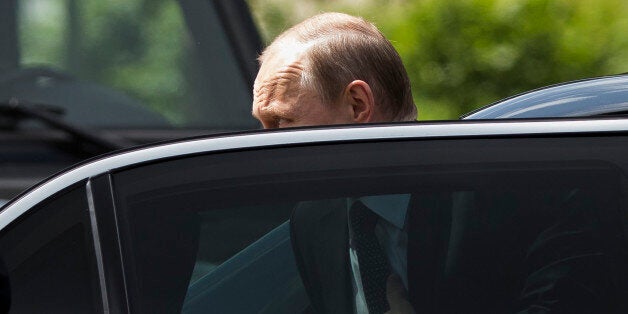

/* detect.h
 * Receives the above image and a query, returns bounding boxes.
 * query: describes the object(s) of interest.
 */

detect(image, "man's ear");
[343,80,375,123]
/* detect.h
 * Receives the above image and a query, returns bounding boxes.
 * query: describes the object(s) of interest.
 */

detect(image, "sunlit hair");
[259,12,417,121]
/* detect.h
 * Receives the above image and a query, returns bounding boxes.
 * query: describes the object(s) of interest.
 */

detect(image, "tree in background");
[248,0,628,119]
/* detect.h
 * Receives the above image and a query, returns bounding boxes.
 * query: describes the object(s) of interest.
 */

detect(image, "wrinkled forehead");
[254,41,312,105]
[256,40,309,82]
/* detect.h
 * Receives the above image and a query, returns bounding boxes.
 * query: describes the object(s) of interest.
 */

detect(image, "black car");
[2,90,628,312]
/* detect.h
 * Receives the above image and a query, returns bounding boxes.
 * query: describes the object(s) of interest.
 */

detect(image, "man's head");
[253,12,416,129]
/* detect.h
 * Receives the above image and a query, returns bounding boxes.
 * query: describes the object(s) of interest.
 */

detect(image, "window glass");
[0,185,102,313]
[8,0,254,129]
[112,137,628,314]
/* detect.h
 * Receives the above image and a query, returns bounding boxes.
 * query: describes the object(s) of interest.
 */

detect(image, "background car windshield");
[2,0,257,130]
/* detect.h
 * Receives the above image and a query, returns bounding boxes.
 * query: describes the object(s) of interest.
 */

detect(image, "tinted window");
[8,0,254,129]
[0,185,102,313]
[112,136,628,313]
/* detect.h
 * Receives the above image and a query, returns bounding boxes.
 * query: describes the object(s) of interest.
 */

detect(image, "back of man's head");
[259,12,417,122]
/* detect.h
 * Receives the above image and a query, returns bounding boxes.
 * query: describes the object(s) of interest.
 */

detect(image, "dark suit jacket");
[290,198,354,314]
[290,191,627,314]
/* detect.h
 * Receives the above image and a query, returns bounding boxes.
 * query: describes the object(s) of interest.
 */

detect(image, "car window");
[111,136,628,313]
[6,0,255,130]
[0,184,102,313]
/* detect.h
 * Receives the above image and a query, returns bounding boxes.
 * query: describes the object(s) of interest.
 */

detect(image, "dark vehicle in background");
[0,0,262,200]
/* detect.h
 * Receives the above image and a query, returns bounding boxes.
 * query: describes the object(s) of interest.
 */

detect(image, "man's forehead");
[254,63,305,107]
[255,41,309,99]
[258,41,308,75]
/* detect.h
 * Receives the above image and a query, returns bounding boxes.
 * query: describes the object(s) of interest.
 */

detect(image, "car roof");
[3,117,628,229]
[463,74,628,119]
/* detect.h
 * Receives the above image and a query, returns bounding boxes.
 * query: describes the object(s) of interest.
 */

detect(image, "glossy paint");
[3,118,628,230]
[463,75,628,119]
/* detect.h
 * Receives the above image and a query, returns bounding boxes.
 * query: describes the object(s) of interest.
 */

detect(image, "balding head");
[253,12,416,129]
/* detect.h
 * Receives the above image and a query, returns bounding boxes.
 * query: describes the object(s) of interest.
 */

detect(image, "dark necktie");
[349,201,391,314]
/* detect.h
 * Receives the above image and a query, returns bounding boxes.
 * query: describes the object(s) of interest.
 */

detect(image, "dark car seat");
[127,208,200,314]
[407,184,628,314]
[290,198,354,314]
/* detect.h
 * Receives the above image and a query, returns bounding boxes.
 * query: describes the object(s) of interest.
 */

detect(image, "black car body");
[1,114,628,312]
[463,74,628,119]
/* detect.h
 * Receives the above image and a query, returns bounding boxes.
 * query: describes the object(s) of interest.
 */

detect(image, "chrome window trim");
[2,119,628,230]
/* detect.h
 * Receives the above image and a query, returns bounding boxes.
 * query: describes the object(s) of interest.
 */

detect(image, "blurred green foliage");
[80,0,191,124]
[248,0,628,120]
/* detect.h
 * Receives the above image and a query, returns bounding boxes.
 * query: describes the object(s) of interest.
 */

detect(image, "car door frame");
[3,119,628,313]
